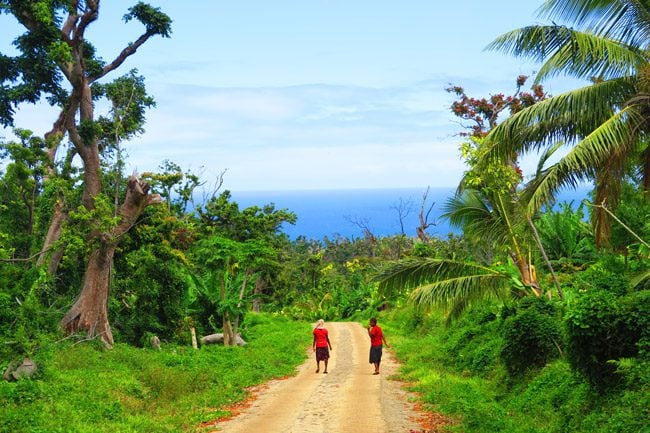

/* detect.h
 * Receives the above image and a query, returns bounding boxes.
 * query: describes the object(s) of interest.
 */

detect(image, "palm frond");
[486,26,569,61]
[536,30,643,82]
[537,0,619,27]
[538,0,650,48]
[375,257,498,290]
[487,26,644,82]
[375,258,511,321]
[443,190,491,228]
[631,269,650,288]
[442,190,514,247]
[485,77,636,161]
[601,1,650,48]
[523,105,644,214]
[535,140,565,177]
[409,273,510,310]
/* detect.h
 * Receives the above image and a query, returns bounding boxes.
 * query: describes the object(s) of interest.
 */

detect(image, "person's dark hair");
[370,317,377,325]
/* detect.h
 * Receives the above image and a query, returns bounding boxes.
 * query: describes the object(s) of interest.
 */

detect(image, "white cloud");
[3,79,469,192]
[170,139,464,191]
[182,89,302,121]
[116,80,470,191]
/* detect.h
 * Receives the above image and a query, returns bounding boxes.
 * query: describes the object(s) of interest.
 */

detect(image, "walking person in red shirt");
[312,319,332,373]
[367,317,389,375]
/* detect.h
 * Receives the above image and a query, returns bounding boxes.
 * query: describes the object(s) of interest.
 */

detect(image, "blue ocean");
[232,187,591,241]
[232,187,456,240]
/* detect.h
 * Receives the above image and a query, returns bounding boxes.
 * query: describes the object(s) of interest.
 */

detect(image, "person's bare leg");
[323,360,328,373]
[316,360,320,373]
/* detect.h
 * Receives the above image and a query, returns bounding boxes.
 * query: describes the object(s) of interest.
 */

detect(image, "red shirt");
[313,327,329,348]
[369,325,383,347]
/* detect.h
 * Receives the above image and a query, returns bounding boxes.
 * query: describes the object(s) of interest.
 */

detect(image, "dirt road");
[209,321,423,433]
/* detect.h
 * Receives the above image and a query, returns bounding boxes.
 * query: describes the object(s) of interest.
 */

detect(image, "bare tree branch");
[417,186,436,242]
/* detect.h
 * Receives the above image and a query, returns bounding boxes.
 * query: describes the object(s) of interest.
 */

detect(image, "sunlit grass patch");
[0,313,310,432]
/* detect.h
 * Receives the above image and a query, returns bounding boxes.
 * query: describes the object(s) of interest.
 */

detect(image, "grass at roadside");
[0,313,310,433]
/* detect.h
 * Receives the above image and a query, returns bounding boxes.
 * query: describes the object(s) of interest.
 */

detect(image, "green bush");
[500,297,563,376]
[573,261,630,295]
[111,246,188,346]
[386,300,649,433]
[620,289,650,359]
[438,305,504,376]
[565,289,645,390]
[507,360,591,432]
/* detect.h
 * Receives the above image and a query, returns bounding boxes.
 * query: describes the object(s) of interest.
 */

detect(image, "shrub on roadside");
[386,297,649,433]
[500,297,563,376]
[508,360,591,432]
[438,305,504,376]
[565,289,647,390]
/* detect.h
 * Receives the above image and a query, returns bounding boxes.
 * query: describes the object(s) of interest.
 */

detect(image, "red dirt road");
[208,321,426,433]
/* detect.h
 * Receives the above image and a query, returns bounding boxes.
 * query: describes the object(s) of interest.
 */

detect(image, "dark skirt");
[316,347,330,361]
[369,345,383,364]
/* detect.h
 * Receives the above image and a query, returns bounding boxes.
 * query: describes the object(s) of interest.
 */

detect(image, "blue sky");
[2,1,581,191]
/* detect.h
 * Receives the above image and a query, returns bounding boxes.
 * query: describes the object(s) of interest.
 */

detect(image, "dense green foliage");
[385,293,649,433]
[566,288,649,390]
[0,145,647,433]
[0,171,647,433]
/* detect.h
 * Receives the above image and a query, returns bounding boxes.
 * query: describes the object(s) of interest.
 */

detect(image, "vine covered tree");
[446,77,551,293]
[1,1,172,345]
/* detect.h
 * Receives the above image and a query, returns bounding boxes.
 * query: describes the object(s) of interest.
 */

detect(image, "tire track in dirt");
[210,322,423,433]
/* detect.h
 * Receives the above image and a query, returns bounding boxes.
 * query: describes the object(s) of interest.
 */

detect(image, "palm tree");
[446,186,539,285]
[377,179,554,321]
[377,80,563,321]
[484,0,650,248]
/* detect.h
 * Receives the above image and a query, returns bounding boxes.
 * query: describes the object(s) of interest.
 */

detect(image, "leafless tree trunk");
[252,277,265,313]
[219,271,236,346]
[36,200,69,274]
[390,198,413,237]
[416,187,436,242]
[346,215,378,256]
[37,111,68,273]
[390,198,413,259]
[527,215,562,299]
[233,269,253,336]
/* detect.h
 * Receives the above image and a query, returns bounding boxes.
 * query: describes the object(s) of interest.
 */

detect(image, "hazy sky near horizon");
[2,1,582,192]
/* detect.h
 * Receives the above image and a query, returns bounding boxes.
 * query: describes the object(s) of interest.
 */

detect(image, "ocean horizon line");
[230,187,460,240]
[228,185,592,241]
[229,185,454,195]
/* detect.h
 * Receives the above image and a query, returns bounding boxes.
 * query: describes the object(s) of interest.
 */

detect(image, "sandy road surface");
[210,321,422,433]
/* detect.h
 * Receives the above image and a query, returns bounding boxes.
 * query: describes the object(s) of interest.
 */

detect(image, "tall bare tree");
[416,187,435,242]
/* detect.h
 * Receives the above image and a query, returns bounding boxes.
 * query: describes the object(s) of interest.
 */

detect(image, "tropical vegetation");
[0,1,648,432]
